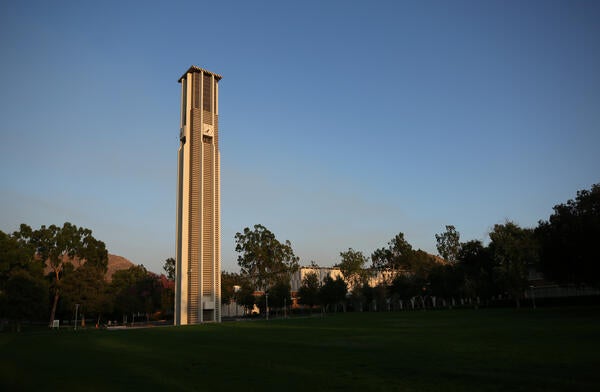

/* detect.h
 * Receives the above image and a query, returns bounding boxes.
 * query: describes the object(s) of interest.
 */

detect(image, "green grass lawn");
[1,308,599,391]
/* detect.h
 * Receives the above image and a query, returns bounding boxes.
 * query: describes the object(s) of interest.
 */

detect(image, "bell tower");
[175,66,221,325]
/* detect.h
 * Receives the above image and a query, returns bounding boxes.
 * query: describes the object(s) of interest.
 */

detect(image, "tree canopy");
[163,257,175,281]
[488,222,537,307]
[371,233,414,283]
[9,223,108,325]
[0,231,48,331]
[318,275,347,311]
[235,224,299,290]
[457,240,496,300]
[297,271,320,308]
[15,222,108,323]
[267,280,292,309]
[536,183,600,287]
[337,248,368,292]
[435,225,460,264]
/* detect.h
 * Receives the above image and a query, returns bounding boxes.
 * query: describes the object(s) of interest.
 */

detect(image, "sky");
[1,0,599,274]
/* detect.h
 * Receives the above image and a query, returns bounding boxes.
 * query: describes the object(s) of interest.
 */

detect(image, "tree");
[319,276,347,312]
[235,224,299,291]
[109,268,165,322]
[235,282,256,314]
[163,257,175,281]
[17,223,108,325]
[60,263,110,326]
[536,184,600,287]
[137,272,164,319]
[0,229,39,286]
[390,274,419,304]
[371,233,437,284]
[111,265,150,317]
[435,225,461,264]
[358,282,375,311]
[221,271,244,305]
[371,233,414,284]
[1,270,48,331]
[408,249,438,278]
[428,263,462,307]
[267,280,291,311]
[336,248,368,292]
[456,240,497,302]
[0,229,48,330]
[488,222,537,308]
[158,275,175,318]
[297,271,320,310]
[372,284,389,311]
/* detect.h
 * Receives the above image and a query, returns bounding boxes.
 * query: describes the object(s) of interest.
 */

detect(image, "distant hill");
[106,254,135,281]
[44,253,136,282]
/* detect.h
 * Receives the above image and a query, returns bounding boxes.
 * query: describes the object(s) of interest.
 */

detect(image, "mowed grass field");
[1,308,599,391]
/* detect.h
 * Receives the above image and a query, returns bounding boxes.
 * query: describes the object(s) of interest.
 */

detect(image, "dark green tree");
[336,248,368,293]
[435,225,461,264]
[457,240,496,301]
[536,184,600,287]
[318,276,347,312]
[235,224,299,291]
[111,265,150,317]
[359,282,375,311]
[0,229,48,330]
[221,271,244,304]
[409,249,438,278]
[428,264,462,307]
[372,284,389,311]
[297,271,320,310]
[138,272,163,319]
[163,257,175,281]
[60,263,110,326]
[235,282,256,314]
[267,280,291,311]
[159,275,175,318]
[390,274,419,306]
[17,222,108,325]
[488,222,537,308]
[1,269,48,331]
[1,228,43,293]
[372,233,437,285]
[371,233,414,284]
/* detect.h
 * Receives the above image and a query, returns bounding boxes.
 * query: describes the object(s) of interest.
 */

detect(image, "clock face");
[203,126,214,137]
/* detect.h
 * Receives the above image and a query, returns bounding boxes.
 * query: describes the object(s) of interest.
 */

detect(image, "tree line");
[0,223,174,331]
[1,183,598,327]
[223,183,599,313]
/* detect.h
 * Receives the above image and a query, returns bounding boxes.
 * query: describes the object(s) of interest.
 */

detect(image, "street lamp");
[74,304,80,331]
[265,291,269,321]
[530,285,536,310]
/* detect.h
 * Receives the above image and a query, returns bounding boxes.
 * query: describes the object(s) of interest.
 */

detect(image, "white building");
[290,266,400,293]
[290,266,345,292]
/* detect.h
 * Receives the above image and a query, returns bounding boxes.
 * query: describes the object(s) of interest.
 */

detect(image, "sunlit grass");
[1,308,599,391]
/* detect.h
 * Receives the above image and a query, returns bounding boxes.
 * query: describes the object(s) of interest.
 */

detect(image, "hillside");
[106,254,135,281]
[44,253,136,281]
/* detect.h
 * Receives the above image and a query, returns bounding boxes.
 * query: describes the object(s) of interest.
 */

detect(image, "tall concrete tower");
[175,66,221,325]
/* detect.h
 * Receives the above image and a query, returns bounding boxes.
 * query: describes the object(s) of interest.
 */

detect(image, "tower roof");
[178,65,222,82]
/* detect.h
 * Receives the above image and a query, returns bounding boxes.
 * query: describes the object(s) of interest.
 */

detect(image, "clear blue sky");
[1,0,599,274]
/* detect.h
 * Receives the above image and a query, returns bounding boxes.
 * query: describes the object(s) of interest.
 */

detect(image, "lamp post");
[530,285,536,310]
[74,304,80,331]
[265,291,269,321]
